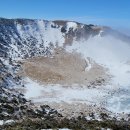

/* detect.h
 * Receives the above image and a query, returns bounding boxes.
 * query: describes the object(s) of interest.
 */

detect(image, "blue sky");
[0,0,130,28]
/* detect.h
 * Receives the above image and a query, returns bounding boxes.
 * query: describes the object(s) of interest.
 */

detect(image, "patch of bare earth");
[21,48,108,86]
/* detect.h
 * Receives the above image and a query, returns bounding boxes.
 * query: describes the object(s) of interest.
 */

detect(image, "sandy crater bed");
[21,49,108,86]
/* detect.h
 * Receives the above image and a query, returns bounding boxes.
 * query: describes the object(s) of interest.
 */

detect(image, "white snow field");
[24,78,109,105]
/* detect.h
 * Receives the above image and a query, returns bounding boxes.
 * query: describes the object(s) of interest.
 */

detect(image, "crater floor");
[21,49,108,86]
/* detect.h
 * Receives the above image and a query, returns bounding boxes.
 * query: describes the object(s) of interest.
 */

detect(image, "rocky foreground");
[0,88,130,130]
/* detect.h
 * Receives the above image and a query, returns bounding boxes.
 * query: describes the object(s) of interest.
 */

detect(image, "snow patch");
[24,78,110,106]
[4,120,15,125]
[0,120,4,126]
[0,120,15,126]
[85,58,92,71]
[66,22,77,32]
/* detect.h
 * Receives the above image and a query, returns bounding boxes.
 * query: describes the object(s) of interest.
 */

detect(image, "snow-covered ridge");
[0,18,102,60]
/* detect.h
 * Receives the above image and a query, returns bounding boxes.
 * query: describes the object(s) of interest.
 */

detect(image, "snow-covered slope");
[0,18,102,60]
